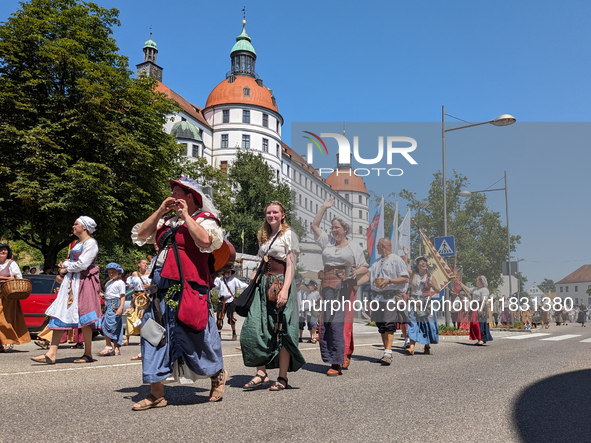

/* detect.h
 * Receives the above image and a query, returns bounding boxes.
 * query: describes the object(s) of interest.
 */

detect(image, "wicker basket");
[1,278,32,300]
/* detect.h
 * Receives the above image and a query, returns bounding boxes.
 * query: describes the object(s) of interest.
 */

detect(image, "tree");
[538,278,556,294]
[397,171,521,291]
[0,0,182,267]
[227,149,293,254]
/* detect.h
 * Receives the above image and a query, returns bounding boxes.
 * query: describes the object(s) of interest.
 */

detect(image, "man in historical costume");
[131,177,228,410]
[357,238,409,365]
[214,268,247,340]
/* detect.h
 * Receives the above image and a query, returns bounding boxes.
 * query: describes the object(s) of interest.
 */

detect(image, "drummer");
[0,243,31,352]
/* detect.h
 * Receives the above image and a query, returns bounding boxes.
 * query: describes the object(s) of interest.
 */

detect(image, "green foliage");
[0,0,181,267]
[538,278,556,294]
[95,244,152,273]
[397,171,521,292]
[227,149,293,254]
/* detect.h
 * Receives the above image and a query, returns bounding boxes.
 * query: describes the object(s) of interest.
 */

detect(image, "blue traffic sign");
[434,235,455,257]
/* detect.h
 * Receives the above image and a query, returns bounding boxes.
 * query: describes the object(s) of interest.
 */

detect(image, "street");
[1,321,590,443]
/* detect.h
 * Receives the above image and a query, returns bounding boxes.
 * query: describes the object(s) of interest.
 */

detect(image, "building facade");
[556,264,591,306]
[135,22,369,271]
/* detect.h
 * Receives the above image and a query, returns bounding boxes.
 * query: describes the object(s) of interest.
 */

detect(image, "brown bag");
[268,276,283,303]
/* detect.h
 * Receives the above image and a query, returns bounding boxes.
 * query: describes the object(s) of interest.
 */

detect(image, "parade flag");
[452,266,463,294]
[397,208,411,262]
[389,200,399,255]
[419,228,455,291]
[367,195,384,265]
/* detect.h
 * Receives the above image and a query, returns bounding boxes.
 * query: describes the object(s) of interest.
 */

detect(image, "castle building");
[136,21,369,271]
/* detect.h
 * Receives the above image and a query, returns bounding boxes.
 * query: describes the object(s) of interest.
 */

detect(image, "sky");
[1,0,590,288]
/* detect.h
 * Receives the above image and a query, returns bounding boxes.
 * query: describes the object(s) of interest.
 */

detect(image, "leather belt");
[266,257,286,275]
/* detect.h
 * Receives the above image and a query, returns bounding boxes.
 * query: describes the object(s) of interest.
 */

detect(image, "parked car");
[20,275,60,332]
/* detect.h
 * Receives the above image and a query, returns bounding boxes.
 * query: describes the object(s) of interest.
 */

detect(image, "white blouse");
[62,239,99,273]
[470,287,490,304]
[104,280,126,300]
[258,229,300,261]
[315,231,367,268]
[0,260,22,278]
[131,213,224,254]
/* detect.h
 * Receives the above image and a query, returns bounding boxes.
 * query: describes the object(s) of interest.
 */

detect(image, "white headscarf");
[77,216,97,234]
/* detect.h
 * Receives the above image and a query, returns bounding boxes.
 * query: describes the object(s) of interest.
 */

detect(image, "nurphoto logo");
[301,131,418,177]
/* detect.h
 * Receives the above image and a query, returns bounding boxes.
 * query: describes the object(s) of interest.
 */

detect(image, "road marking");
[540,334,581,341]
[503,333,551,340]
[0,343,387,377]
[579,337,591,343]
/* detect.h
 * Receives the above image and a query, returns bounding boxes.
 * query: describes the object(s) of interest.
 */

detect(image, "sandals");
[243,372,269,390]
[98,347,115,356]
[74,354,95,363]
[31,354,56,365]
[71,343,84,349]
[131,353,142,361]
[35,340,50,350]
[270,376,288,391]
[407,344,415,356]
[132,394,167,411]
[310,338,317,344]
[209,369,228,402]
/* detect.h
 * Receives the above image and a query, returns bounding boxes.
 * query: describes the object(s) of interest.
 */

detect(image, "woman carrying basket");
[0,243,31,352]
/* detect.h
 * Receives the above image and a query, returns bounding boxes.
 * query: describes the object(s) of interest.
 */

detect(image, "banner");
[367,195,384,265]
[398,208,411,262]
[419,228,454,291]
[389,200,399,256]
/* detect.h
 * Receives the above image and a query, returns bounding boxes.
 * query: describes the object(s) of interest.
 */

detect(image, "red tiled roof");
[282,142,324,181]
[205,75,278,113]
[155,82,211,129]
[326,170,368,194]
[556,265,591,284]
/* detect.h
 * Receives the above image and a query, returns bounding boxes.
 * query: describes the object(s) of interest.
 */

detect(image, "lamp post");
[417,201,430,256]
[459,171,513,300]
[442,107,515,326]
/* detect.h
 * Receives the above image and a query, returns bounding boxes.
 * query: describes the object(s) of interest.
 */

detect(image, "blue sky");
[2,0,590,289]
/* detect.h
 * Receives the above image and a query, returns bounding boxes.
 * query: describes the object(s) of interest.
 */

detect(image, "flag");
[367,195,384,265]
[452,266,463,294]
[419,228,454,291]
[397,208,411,262]
[389,200,399,255]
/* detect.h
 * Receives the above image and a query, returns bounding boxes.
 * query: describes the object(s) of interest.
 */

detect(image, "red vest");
[158,212,220,287]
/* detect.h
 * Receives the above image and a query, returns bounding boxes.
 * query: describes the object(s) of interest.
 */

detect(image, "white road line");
[0,343,386,377]
[503,333,551,340]
[579,338,591,343]
[540,334,581,341]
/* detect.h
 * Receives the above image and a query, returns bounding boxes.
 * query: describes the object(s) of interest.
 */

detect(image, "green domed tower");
[136,33,163,82]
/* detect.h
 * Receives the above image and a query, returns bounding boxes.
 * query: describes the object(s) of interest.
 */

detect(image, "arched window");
[243,86,250,97]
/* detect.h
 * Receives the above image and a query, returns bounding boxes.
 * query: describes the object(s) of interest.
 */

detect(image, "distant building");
[556,264,591,306]
[135,21,369,272]
[525,282,544,305]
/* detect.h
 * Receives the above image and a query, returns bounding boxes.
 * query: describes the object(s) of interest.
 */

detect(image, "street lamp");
[442,107,515,326]
[417,201,430,256]
[459,171,513,299]
[442,107,516,237]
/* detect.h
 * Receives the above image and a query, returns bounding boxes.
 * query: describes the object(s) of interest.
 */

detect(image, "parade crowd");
[0,178,585,410]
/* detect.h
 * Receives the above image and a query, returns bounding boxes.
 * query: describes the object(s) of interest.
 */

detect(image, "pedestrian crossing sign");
[434,236,455,257]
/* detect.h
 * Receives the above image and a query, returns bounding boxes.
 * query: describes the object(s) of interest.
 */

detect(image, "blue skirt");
[140,268,223,384]
[407,309,439,345]
[101,299,123,346]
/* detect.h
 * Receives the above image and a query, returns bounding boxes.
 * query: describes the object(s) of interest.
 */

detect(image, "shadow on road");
[513,369,591,443]
[116,384,209,405]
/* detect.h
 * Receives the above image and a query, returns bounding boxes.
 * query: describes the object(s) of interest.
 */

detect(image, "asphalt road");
[1,321,590,443]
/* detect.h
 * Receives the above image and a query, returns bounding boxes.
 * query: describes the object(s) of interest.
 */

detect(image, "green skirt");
[240,274,305,372]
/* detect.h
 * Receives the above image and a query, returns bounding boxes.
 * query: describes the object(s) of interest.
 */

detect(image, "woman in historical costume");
[521,300,532,330]
[131,177,226,410]
[241,201,305,391]
[311,197,368,376]
[406,257,440,355]
[460,275,493,346]
[32,217,101,364]
[577,303,587,327]
[98,263,126,356]
[0,243,31,352]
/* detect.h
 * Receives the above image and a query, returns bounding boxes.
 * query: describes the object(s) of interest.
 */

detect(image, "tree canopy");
[0,0,182,266]
[227,149,292,255]
[389,171,521,292]
[538,278,556,294]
